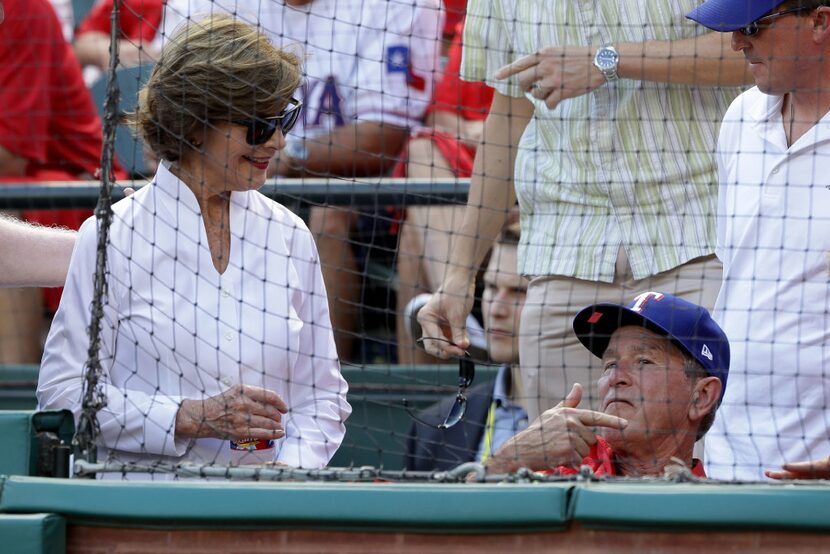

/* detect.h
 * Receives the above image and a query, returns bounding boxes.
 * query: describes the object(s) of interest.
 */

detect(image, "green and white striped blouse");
[462,0,743,281]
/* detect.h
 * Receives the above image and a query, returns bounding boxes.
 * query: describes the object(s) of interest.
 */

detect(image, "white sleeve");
[276,224,351,468]
[353,0,443,128]
[37,216,186,458]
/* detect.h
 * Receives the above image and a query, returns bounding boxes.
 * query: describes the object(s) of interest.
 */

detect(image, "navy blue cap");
[573,292,730,401]
[687,0,785,31]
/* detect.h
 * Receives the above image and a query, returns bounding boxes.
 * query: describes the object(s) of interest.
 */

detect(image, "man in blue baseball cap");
[686,0,830,481]
[481,291,728,477]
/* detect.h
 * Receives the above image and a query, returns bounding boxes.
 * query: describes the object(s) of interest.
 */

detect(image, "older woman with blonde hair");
[37,15,350,478]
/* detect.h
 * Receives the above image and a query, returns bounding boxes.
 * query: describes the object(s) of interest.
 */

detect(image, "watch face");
[596,49,618,69]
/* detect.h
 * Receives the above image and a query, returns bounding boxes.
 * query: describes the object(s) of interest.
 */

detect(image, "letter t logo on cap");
[630,291,665,313]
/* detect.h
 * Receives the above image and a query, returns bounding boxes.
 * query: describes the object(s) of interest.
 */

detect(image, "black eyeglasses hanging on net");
[404,337,475,429]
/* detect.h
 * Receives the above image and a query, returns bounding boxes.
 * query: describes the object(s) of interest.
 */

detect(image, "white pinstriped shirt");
[462,0,743,281]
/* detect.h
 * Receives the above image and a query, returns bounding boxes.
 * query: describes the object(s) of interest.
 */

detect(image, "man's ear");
[813,7,830,40]
[688,376,721,423]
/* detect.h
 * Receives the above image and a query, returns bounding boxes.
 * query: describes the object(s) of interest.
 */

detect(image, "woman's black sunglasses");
[739,6,816,36]
[233,97,302,146]
[404,338,475,430]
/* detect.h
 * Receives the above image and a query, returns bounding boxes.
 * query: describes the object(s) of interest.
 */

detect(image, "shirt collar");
[749,89,830,152]
[492,364,517,408]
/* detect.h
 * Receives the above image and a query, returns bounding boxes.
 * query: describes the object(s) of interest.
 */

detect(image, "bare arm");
[497,32,749,110]
[74,32,157,70]
[0,215,76,287]
[0,144,28,176]
[417,91,532,358]
[73,32,111,69]
[272,121,409,178]
[617,32,748,85]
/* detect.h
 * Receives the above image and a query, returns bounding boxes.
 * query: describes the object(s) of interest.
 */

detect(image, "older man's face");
[597,326,694,452]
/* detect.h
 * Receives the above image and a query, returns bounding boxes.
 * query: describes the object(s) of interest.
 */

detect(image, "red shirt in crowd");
[0,0,106,182]
[75,0,165,45]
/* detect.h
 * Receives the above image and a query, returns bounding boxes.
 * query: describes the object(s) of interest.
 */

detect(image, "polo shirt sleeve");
[353,0,442,128]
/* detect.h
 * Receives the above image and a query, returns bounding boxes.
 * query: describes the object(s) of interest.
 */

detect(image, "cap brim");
[686,0,780,32]
[572,304,692,362]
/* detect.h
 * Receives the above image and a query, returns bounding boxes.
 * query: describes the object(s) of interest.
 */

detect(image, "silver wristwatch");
[593,45,619,82]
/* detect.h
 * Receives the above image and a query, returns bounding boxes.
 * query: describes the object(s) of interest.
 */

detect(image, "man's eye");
[603,362,616,371]
[638,358,653,366]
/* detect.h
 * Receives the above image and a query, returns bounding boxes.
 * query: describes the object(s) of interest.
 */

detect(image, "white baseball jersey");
[156,0,442,146]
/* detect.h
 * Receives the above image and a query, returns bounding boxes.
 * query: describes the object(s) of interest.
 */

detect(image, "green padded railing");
[0,411,73,478]
[0,476,570,533]
[571,481,830,531]
[0,513,65,554]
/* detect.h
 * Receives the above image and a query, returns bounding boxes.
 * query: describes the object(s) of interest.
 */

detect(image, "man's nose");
[731,30,750,52]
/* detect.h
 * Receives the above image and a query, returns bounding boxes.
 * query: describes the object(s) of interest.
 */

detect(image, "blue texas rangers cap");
[572,292,730,401]
[686,0,787,31]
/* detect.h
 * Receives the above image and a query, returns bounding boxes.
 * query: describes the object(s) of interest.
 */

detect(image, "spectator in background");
[406,224,528,471]
[159,0,443,362]
[0,0,110,363]
[73,0,164,75]
[418,1,751,424]
[394,21,494,365]
[687,0,830,481]
[484,292,728,478]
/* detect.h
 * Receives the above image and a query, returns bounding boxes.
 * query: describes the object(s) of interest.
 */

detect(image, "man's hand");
[765,456,830,480]
[175,384,288,441]
[494,46,605,111]
[416,278,476,359]
[484,383,628,474]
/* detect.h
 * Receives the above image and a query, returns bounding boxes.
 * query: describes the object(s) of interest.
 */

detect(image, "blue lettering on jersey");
[301,76,345,129]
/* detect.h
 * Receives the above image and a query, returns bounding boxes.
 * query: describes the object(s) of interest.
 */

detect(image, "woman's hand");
[175,384,288,441]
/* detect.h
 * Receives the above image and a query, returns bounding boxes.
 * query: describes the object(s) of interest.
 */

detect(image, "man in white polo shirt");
[688,0,830,481]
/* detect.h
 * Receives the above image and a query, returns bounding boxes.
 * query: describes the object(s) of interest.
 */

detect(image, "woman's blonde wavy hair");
[128,14,302,162]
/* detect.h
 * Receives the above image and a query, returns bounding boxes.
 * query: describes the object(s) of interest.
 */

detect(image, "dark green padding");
[0,410,74,477]
[0,411,34,476]
[0,476,570,533]
[0,514,65,554]
[572,482,830,531]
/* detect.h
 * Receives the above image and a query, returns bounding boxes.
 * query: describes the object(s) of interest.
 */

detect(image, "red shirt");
[441,0,467,38]
[75,0,165,44]
[0,0,105,180]
[556,437,707,478]
[429,22,493,121]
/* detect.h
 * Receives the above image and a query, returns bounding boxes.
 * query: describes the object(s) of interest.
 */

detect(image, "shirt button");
[221,289,230,298]
[222,377,233,386]
[225,331,233,341]
[771,168,779,174]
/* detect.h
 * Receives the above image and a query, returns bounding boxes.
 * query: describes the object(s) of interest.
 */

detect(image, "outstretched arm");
[417,91,532,359]
[0,215,76,287]
[497,32,749,110]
